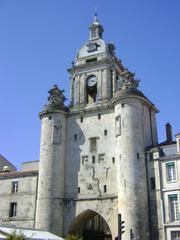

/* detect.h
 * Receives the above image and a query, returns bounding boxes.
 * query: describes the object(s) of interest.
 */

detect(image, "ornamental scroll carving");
[118,70,139,91]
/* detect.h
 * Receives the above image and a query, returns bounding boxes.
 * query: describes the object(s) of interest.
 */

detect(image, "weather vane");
[94,1,98,17]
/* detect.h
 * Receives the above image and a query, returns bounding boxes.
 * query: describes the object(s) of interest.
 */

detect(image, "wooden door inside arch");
[68,210,112,240]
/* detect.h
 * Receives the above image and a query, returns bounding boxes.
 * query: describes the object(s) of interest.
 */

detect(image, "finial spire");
[93,8,99,24]
[89,11,104,40]
[94,7,98,21]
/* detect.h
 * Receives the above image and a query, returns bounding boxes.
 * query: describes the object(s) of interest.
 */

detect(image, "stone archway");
[69,209,112,240]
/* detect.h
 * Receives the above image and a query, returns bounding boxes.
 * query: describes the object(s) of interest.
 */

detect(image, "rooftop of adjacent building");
[0,158,39,179]
[0,225,64,240]
[0,154,16,172]
[146,122,180,158]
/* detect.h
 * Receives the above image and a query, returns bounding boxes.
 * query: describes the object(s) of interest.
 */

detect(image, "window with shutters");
[169,195,180,222]
[171,231,180,240]
[166,162,176,182]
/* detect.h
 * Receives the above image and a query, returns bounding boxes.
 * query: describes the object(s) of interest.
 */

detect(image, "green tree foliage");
[66,234,83,240]
[5,231,25,240]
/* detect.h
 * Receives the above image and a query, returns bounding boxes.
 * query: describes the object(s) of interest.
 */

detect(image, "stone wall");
[0,173,38,228]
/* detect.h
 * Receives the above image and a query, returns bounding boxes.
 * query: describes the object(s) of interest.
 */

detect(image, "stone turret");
[89,13,104,40]
[35,85,67,236]
[113,72,158,240]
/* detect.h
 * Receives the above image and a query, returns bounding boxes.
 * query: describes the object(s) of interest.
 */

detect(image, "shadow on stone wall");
[63,116,85,235]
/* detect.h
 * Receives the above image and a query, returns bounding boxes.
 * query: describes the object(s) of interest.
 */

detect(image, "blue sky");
[0,0,180,169]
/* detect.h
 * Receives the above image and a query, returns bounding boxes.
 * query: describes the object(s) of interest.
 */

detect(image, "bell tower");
[68,14,126,110]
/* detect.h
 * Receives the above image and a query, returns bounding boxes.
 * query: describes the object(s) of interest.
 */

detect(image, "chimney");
[166,122,173,143]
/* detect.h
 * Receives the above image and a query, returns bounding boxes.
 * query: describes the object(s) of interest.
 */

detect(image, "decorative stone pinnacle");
[89,12,104,40]
[91,12,101,27]
[119,70,139,90]
[48,85,67,106]
[93,12,98,23]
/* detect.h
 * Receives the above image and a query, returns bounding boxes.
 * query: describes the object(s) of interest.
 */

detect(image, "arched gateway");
[69,210,112,240]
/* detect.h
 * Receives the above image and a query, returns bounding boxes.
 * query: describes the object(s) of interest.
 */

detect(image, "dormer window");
[178,139,180,153]
[175,133,180,153]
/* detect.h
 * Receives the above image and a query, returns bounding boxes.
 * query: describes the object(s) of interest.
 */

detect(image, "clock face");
[87,75,97,87]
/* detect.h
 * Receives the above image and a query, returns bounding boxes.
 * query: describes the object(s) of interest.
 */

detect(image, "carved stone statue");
[48,85,67,106]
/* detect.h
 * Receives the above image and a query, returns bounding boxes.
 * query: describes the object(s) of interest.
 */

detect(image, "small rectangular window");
[78,187,80,193]
[98,114,101,120]
[82,156,88,164]
[115,115,121,137]
[112,157,115,163]
[11,181,18,193]
[166,162,176,182]
[104,130,107,136]
[91,29,96,38]
[86,58,97,63]
[74,134,77,141]
[52,124,62,144]
[150,177,156,190]
[104,185,107,193]
[99,154,105,163]
[80,117,83,123]
[137,153,140,159]
[121,103,125,108]
[92,156,95,164]
[90,137,97,152]
[9,202,17,218]
[169,194,180,222]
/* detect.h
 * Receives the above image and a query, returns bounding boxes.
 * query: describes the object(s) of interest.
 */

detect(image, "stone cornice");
[74,195,118,201]
[0,170,38,179]
[69,101,114,115]
[68,57,117,74]
[39,109,68,119]
[112,93,159,113]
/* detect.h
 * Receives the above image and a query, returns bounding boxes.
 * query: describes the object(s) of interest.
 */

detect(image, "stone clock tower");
[36,14,159,240]
[68,14,125,108]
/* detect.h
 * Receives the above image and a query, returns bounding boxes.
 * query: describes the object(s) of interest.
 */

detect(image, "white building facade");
[147,130,180,240]
[0,16,179,240]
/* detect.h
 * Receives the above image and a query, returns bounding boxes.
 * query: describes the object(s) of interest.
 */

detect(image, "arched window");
[86,75,97,103]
